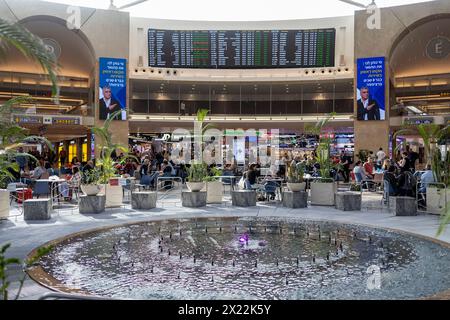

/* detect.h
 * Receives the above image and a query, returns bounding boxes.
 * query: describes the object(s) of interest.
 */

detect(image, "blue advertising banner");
[356,57,385,121]
[99,57,127,121]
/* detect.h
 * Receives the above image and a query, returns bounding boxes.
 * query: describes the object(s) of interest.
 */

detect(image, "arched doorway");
[389,14,450,167]
[0,15,97,164]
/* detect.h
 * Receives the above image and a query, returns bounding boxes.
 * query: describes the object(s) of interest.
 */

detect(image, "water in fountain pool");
[36,217,450,300]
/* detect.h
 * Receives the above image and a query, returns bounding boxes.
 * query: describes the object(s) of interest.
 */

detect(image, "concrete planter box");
[131,191,157,210]
[282,191,307,208]
[287,182,306,192]
[0,189,10,220]
[395,196,417,216]
[79,195,106,214]
[232,190,257,207]
[24,199,51,220]
[335,192,362,211]
[100,183,123,208]
[427,187,450,215]
[187,182,205,192]
[182,191,207,207]
[206,181,223,203]
[80,184,102,196]
[310,182,336,206]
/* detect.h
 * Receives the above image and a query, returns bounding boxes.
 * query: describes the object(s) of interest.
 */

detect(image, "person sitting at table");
[46,161,60,177]
[244,163,258,190]
[58,166,82,200]
[31,159,48,180]
[363,158,374,180]
[353,161,364,183]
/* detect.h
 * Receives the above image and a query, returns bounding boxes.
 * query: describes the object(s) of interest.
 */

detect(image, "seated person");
[31,159,47,180]
[363,158,374,180]
[418,165,435,194]
[353,161,364,183]
[383,165,399,196]
[244,163,258,190]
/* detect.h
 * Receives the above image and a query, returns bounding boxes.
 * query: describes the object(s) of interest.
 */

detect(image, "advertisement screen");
[99,57,127,121]
[356,57,385,121]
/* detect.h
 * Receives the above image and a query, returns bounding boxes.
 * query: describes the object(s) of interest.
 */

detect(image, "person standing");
[59,147,67,167]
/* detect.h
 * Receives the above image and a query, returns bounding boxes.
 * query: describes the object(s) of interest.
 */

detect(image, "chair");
[33,181,50,198]
[259,180,279,202]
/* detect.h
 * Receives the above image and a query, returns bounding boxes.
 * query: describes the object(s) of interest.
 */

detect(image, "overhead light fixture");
[406,106,424,114]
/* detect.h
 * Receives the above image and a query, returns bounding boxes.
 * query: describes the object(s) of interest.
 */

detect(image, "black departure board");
[148,29,335,69]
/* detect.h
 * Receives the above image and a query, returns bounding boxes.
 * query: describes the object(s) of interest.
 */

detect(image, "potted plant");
[286,161,306,192]
[204,167,223,203]
[186,163,208,192]
[92,110,136,207]
[305,113,337,205]
[80,168,102,196]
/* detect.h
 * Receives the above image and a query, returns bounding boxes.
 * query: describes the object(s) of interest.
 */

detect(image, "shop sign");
[12,115,42,124]
[403,117,434,125]
[52,117,81,125]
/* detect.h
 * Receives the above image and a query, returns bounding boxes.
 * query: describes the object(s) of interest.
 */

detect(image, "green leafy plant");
[305,113,336,183]
[92,110,136,184]
[203,166,223,182]
[356,149,370,163]
[287,161,305,183]
[81,167,102,185]
[1,243,53,300]
[0,98,53,188]
[187,163,209,183]
[350,183,362,191]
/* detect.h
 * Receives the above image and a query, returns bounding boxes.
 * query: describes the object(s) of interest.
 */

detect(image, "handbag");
[238,177,245,190]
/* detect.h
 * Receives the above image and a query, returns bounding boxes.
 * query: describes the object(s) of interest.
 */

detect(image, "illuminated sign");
[403,117,434,125]
[12,115,42,124]
[52,117,81,125]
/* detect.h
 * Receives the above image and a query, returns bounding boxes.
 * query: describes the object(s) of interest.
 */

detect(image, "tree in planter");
[91,110,135,184]
[187,163,209,183]
[1,243,53,300]
[305,113,336,182]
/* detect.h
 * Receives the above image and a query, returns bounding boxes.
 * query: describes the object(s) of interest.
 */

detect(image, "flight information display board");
[148,29,335,69]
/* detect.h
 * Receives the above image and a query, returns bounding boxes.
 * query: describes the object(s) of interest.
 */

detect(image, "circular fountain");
[29,217,450,299]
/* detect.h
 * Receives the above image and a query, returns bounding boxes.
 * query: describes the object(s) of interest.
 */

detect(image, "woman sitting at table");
[58,167,82,200]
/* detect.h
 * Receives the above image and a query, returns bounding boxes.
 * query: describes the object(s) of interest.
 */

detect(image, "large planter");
[287,182,306,192]
[187,182,205,192]
[97,179,123,208]
[310,181,337,206]
[80,184,102,196]
[205,181,223,203]
[0,189,10,220]
[427,186,450,215]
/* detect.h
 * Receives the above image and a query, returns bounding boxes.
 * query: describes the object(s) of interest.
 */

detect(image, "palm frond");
[437,202,450,237]
[0,96,31,115]
[0,18,59,97]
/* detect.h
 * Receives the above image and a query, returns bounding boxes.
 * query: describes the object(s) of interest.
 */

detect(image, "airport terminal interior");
[0,0,449,302]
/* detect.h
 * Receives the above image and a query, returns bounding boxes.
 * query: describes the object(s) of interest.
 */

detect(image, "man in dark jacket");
[357,86,380,120]
[99,84,123,120]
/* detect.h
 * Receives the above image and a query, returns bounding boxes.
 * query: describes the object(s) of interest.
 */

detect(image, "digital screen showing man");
[356,57,385,121]
[357,86,380,120]
[99,84,123,120]
[98,57,127,121]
